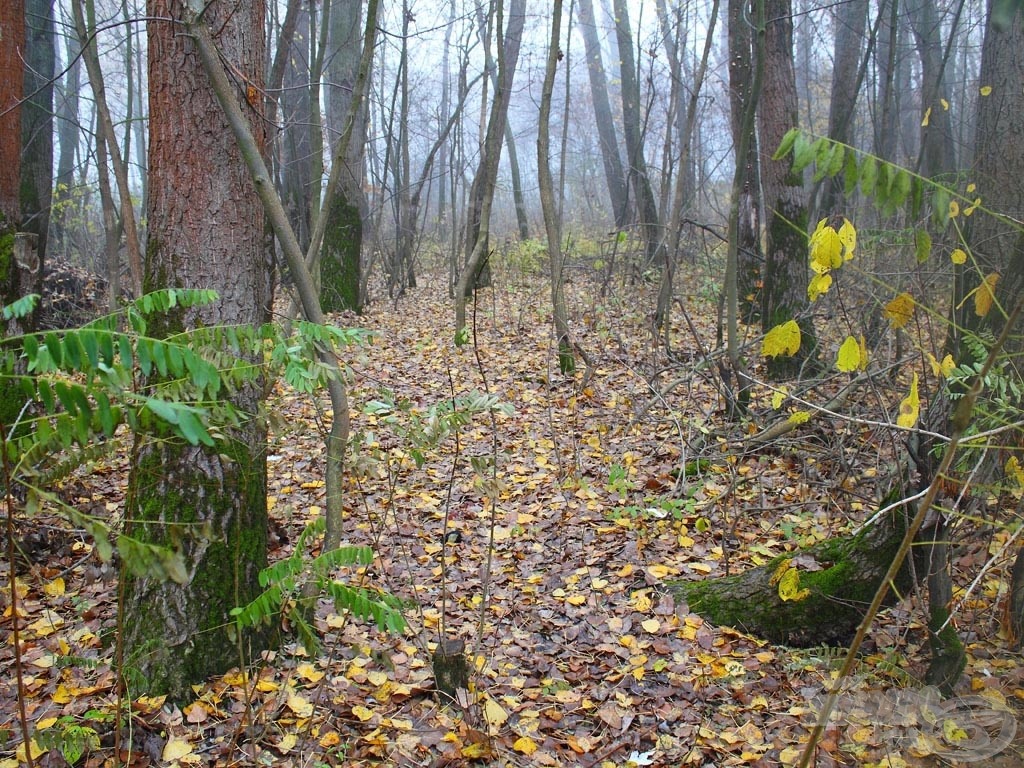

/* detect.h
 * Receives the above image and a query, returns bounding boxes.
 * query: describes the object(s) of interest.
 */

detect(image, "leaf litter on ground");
[2,272,1022,767]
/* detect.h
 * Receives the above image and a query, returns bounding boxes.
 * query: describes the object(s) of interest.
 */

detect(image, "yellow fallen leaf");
[566,594,587,606]
[162,737,194,762]
[352,704,375,722]
[647,564,671,579]
[27,610,65,637]
[297,662,324,684]
[590,577,609,590]
[276,733,297,753]
[52,684,73,704]
[484,697,509,728]
[513,736,539,755]
[287,692,314,718]
[319,731,341,748]
[42,578,65,597]
[641,618,661,633]
[779,745,803,764]
[461,740,495,759]
[778,567,811,602]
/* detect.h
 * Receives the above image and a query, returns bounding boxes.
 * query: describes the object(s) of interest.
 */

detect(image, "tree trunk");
[613,0,663,269]
[907,0,958,179]
[728,0,763,324]
[538,0,573,374]
[53,33,82,257]
[0,0,25,323]
[20,0,54,301]
[72,0,144,297]
[817,0,867,216]
[278,2,314,253]
[576,0,628,229]
[321,0,368,312]
[758,0,813,379]
[455,0,526,331]
[123,0,273,702]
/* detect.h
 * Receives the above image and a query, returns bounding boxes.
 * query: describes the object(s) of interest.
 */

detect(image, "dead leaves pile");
[1,277,1022,767]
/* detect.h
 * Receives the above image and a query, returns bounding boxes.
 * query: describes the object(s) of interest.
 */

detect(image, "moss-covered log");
[672,507,918,646]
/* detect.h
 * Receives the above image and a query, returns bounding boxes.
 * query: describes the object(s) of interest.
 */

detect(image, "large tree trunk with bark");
[123,0,273,702]
[758,0,813,379]
[20,0,54,298]
[728,0,763,324]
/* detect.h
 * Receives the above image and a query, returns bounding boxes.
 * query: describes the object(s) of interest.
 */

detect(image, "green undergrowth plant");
[230,516,407,655]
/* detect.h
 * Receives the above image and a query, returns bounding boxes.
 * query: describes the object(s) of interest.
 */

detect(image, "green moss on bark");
[672,508,914,646]
[320,195,362,313]
[122,434,271,702]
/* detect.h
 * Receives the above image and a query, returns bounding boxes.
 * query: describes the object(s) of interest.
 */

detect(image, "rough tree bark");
[758,0,813,379]
[122,0,274,701]
[728,0,763,323]
[20,0,54,299]
[321,0,368,312]
[0,0,25,315]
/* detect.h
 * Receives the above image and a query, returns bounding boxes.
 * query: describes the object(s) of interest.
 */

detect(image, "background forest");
[0,0,1023,766]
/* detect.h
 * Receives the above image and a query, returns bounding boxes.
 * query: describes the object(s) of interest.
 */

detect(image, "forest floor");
[2,267,1023,767]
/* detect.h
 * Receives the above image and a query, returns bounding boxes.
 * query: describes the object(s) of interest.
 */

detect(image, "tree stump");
[433,638,469,704]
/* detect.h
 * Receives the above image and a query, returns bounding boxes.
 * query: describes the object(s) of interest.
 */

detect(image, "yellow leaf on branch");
[884,292,915,329]
[975,273,999,317]
[897,372,920,428]
[763,320,801,358]
[836,336,861,373]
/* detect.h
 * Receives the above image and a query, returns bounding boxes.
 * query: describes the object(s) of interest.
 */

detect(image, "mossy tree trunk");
[321,0,367,312]
[320,194,363,312]
[123,0,273,702]
[672,502,919,646]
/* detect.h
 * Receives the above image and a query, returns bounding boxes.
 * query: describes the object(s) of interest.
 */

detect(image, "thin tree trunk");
[72,0,143,297]
[538,0,573,374]
[613,0,663,269]
[455,0,526,332]
[576,0,628,228]
[728,0,763,324]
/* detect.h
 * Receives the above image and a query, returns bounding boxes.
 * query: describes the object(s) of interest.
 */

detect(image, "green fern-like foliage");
[232,518,406,656]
